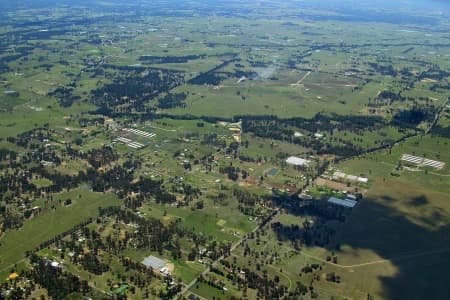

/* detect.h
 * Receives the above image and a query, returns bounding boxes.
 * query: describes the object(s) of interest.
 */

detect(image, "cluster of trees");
[242,114,386,157]
[233,187,268,217]
[0,148,17,162]
[393,105,436,127]
[271,220,336,248]
[27,213,181,298]
[367,62,397,76]
[139,54,205,64]
[215,210,334,299]
[375,90,405,104]
[201,133,227,148]
[432,125,450,139]
[243,113,386,138]
[28,254,90,299]
[156,92,187,109]
[78,116,105,127]
[197,273,227,291]
[119,256,156,285]
[188,58,239,85]
[30,219,93,254]
[219,164,241,181]
[85,145,118,169]
[220,257,291,299]
[48,85,80,107]
[30,162,135,194]
[245,268,288,299]
[90,67,184,115]
[80,252,110,275]
[119,256,182,300]
[0,46,34,74]
[99,207,181,254]
[0,124,189,232]
[418,66,450,81]
[6,127,51,149]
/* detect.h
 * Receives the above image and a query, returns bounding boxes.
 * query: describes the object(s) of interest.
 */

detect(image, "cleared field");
[0,1,449,299]
[140,198,255,243]
[163,73,371,118]
[338,135,450,192]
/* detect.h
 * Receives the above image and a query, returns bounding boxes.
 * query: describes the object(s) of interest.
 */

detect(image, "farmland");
[0,0,449,299]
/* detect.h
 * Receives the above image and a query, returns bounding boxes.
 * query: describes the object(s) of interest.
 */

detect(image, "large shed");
[328,197,357,208]
[286,156,311,166]
[141,255,166,270]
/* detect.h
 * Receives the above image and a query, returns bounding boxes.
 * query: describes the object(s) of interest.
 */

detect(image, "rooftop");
[328,197,357,208]
[286,156,311,166]
[141,255,166,270]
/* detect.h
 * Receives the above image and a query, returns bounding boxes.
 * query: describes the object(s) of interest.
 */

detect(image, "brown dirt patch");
[421,78,438,83]
[165,263,174,272]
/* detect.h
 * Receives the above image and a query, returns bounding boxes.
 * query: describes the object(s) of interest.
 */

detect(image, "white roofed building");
[286,156,311,166]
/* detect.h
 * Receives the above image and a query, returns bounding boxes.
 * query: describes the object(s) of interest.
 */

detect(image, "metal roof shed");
[328,197,357,208]
[141,256,165,270]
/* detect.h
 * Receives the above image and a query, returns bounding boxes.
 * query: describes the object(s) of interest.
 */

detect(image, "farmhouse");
[286,156,311,166]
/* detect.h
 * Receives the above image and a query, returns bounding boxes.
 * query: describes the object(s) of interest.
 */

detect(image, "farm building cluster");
[114,137,144,149]
[401,154,445,169]
[124,128,157,138]
[333,171,368,183]
[226,120,242,142]
[141,255,171,276]
[113,128,157,149]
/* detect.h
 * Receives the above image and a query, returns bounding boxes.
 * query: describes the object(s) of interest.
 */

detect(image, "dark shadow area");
[274,192,450,300]
[381,195,396,202]
[408,195,429,206]
[338,199,450,300]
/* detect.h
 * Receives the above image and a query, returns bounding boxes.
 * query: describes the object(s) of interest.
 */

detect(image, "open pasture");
[0,189,119,270]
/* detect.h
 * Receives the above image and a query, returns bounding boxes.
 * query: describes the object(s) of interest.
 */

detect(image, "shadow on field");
[408,195,429,206]
[274,188,450,299]
[331,196,450,300]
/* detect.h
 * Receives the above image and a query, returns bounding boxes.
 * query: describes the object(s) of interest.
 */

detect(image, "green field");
[0,0,449,299]
[0,189,120,270]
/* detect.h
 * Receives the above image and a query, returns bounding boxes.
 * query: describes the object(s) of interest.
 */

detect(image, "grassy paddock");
[0,189,120,270]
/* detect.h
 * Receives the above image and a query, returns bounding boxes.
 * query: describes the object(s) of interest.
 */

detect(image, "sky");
[1,0,448,15]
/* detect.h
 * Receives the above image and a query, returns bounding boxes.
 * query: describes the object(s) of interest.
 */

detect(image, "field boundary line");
[430,172,450,177]
[300,246,450,268]
[291,71,311,86]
